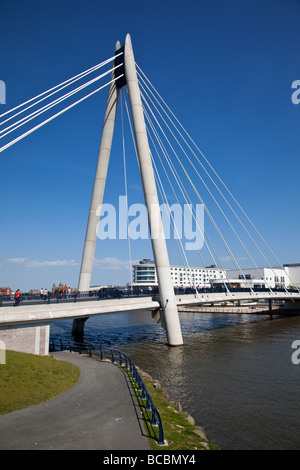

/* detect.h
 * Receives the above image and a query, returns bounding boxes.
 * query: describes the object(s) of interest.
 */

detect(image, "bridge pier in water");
[72,317,88,335]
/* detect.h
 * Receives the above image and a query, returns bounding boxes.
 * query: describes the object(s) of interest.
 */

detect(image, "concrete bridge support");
[72,317,88,335]
[74,35,183,345]
[73,43,121,336]
[124,34,183,346]
[78,43,121,294]
[0,324,50,356]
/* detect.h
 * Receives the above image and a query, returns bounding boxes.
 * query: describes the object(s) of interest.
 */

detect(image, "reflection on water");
[51,311,265,348]
[50,311,300,450]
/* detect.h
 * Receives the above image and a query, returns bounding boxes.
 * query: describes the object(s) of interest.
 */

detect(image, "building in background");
[0,287,12,296]
[132,259,226,288]
[224,267,288,289]
[132,259,300,290]
[283,263,300,288]
[225,265,300,289]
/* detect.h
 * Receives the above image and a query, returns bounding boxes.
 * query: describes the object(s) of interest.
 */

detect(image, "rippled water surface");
[50,311,300,450]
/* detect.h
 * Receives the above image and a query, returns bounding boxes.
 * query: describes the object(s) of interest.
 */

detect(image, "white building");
[210,277,267,290]
[132,259,226,288]
[132,259,300,290]
[224,267,288,289]
[283,263,300,288]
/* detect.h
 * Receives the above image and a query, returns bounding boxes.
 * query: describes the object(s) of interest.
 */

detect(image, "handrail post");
[118,351,122,366]
[47,340,164,445]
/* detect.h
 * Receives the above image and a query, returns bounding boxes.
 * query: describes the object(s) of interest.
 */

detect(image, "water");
[50,311,300,450]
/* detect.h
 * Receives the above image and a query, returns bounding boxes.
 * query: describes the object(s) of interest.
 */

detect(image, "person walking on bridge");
[14,289,20,306]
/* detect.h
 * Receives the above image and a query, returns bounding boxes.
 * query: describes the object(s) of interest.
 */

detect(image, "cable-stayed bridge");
[1,34,299,354]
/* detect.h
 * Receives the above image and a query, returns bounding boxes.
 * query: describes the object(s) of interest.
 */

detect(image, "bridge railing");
[50,339,165,446]
[0,289,151,307]
[1,286,299,307]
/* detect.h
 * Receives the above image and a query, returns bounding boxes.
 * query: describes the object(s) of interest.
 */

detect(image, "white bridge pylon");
[77,34,183,346]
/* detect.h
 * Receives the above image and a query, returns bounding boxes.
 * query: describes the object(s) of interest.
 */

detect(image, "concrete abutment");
[0,324,50,356]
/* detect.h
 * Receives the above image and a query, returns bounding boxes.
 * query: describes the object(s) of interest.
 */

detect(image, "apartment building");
[132,259,226,287]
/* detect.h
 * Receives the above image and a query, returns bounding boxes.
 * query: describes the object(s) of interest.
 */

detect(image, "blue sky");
[0,0,300,291]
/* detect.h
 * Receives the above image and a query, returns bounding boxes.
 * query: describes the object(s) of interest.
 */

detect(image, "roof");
[283,263,300,267]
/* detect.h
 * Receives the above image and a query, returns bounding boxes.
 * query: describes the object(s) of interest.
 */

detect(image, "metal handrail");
[50,339,164,445]
[1,286,298,307]
[0,290,152,307]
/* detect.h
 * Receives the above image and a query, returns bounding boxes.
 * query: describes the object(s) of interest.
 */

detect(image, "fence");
[50,339,164,445]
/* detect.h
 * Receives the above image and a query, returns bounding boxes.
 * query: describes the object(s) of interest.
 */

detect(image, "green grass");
[0,349,219,450]
[0,350,80,415]
[127,369,220,450]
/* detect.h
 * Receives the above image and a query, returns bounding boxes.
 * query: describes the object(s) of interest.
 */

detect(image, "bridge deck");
[175,290,300,307]
[0,290,299,328]
[0,297,160,327]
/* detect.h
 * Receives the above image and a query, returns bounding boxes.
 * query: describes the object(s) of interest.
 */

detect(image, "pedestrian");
[14,289,20,306]
[40,288,44,300]
[43,288,48,300]
[68,287,71,298]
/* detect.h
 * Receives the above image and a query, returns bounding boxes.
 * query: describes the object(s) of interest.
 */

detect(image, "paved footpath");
[0,351,151,450]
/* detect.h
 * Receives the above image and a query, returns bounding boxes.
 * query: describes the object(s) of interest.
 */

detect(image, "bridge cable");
[140,85,239,274]
[141,73,295,294]
[141,96,232,294]
[0,73,124,153]
[120,89,133,287]
[122,86,194,289]
[137,68,292,292]
[138,83,252,292]
[137,69,277,291]
[0,53,123,120]
[141,84,268,293]
[0,63,124,140]
[143,104,212,272]
[136,64,294,291]
[149,128,196,291]
[123,86,200,292]
[138,75,268,292]
[150,130,227,295]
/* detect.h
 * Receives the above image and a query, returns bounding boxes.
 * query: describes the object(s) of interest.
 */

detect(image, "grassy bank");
[0,349,219,450]
[0,350,80,415]
[128,368,220,450]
